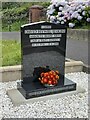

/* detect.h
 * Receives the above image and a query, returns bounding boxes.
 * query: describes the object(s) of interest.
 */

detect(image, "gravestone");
[18,21,76,99]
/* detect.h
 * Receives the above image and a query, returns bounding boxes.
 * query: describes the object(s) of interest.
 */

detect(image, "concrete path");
[1,32,89,66]
[1,32,21,41]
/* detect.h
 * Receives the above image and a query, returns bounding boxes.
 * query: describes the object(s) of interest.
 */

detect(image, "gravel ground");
[0,72,89,119]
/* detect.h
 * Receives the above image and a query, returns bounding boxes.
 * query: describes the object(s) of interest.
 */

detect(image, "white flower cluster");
[47,0,90,28]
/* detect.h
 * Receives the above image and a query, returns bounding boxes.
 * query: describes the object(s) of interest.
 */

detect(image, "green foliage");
[74,22,90,29]
[2,2,22,9]
[85,6,90,12]
[84,6,90,18]
[42,2,50,8]
[53,11,58,16]
[66,6,90,28]
[2,2,49,32]
[2,40,21,66]
[2,18,28,32]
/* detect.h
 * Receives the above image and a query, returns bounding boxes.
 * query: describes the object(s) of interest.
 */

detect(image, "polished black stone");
[21,21,67,85]
[18,21,76,99]
[17,77,76,99]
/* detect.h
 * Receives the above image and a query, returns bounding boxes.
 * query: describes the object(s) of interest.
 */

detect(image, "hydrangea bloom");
[82,11,86,16]
[50,16,56,22]
[58,12,62,16]
[61,21,65,24]
[47,0,90,28]
[59,7,63,11]
[47,9,55,15]
[87,18,90,22]
[77,16,83,20]
[69,23,75,28]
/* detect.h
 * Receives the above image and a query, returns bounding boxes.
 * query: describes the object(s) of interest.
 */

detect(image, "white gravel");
[0,72,89,119]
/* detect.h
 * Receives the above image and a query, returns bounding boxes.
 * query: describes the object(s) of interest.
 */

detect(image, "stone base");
[17,77,76,99]
[7,85,85,106]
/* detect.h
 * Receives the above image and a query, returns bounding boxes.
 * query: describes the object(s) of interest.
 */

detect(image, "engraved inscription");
[24,26,66,47]
[25,29,66,34]
[30,38,61,43]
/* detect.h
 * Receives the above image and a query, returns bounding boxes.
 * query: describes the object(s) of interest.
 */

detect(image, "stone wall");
[67,29,89,41]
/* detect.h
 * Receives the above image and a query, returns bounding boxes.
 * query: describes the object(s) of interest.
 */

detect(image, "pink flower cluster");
[47,0,90,28]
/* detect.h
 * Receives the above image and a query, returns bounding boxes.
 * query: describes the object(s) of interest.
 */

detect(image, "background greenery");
[1,2,89,67]
[2,2,89,31]
[2,2,50,32]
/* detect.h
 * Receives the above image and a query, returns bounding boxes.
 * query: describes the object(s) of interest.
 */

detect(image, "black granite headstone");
[18,21,76,99]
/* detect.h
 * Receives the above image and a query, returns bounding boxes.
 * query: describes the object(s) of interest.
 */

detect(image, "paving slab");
[7,85,86,106]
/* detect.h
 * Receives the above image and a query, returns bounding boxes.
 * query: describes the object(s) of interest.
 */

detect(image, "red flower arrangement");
[39,70,59,86]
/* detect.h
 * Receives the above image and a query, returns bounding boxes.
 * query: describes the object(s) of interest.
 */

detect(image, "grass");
[1,40,21,67]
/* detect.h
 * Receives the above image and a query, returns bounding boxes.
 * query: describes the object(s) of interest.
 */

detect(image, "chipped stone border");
[0,59,84,82]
